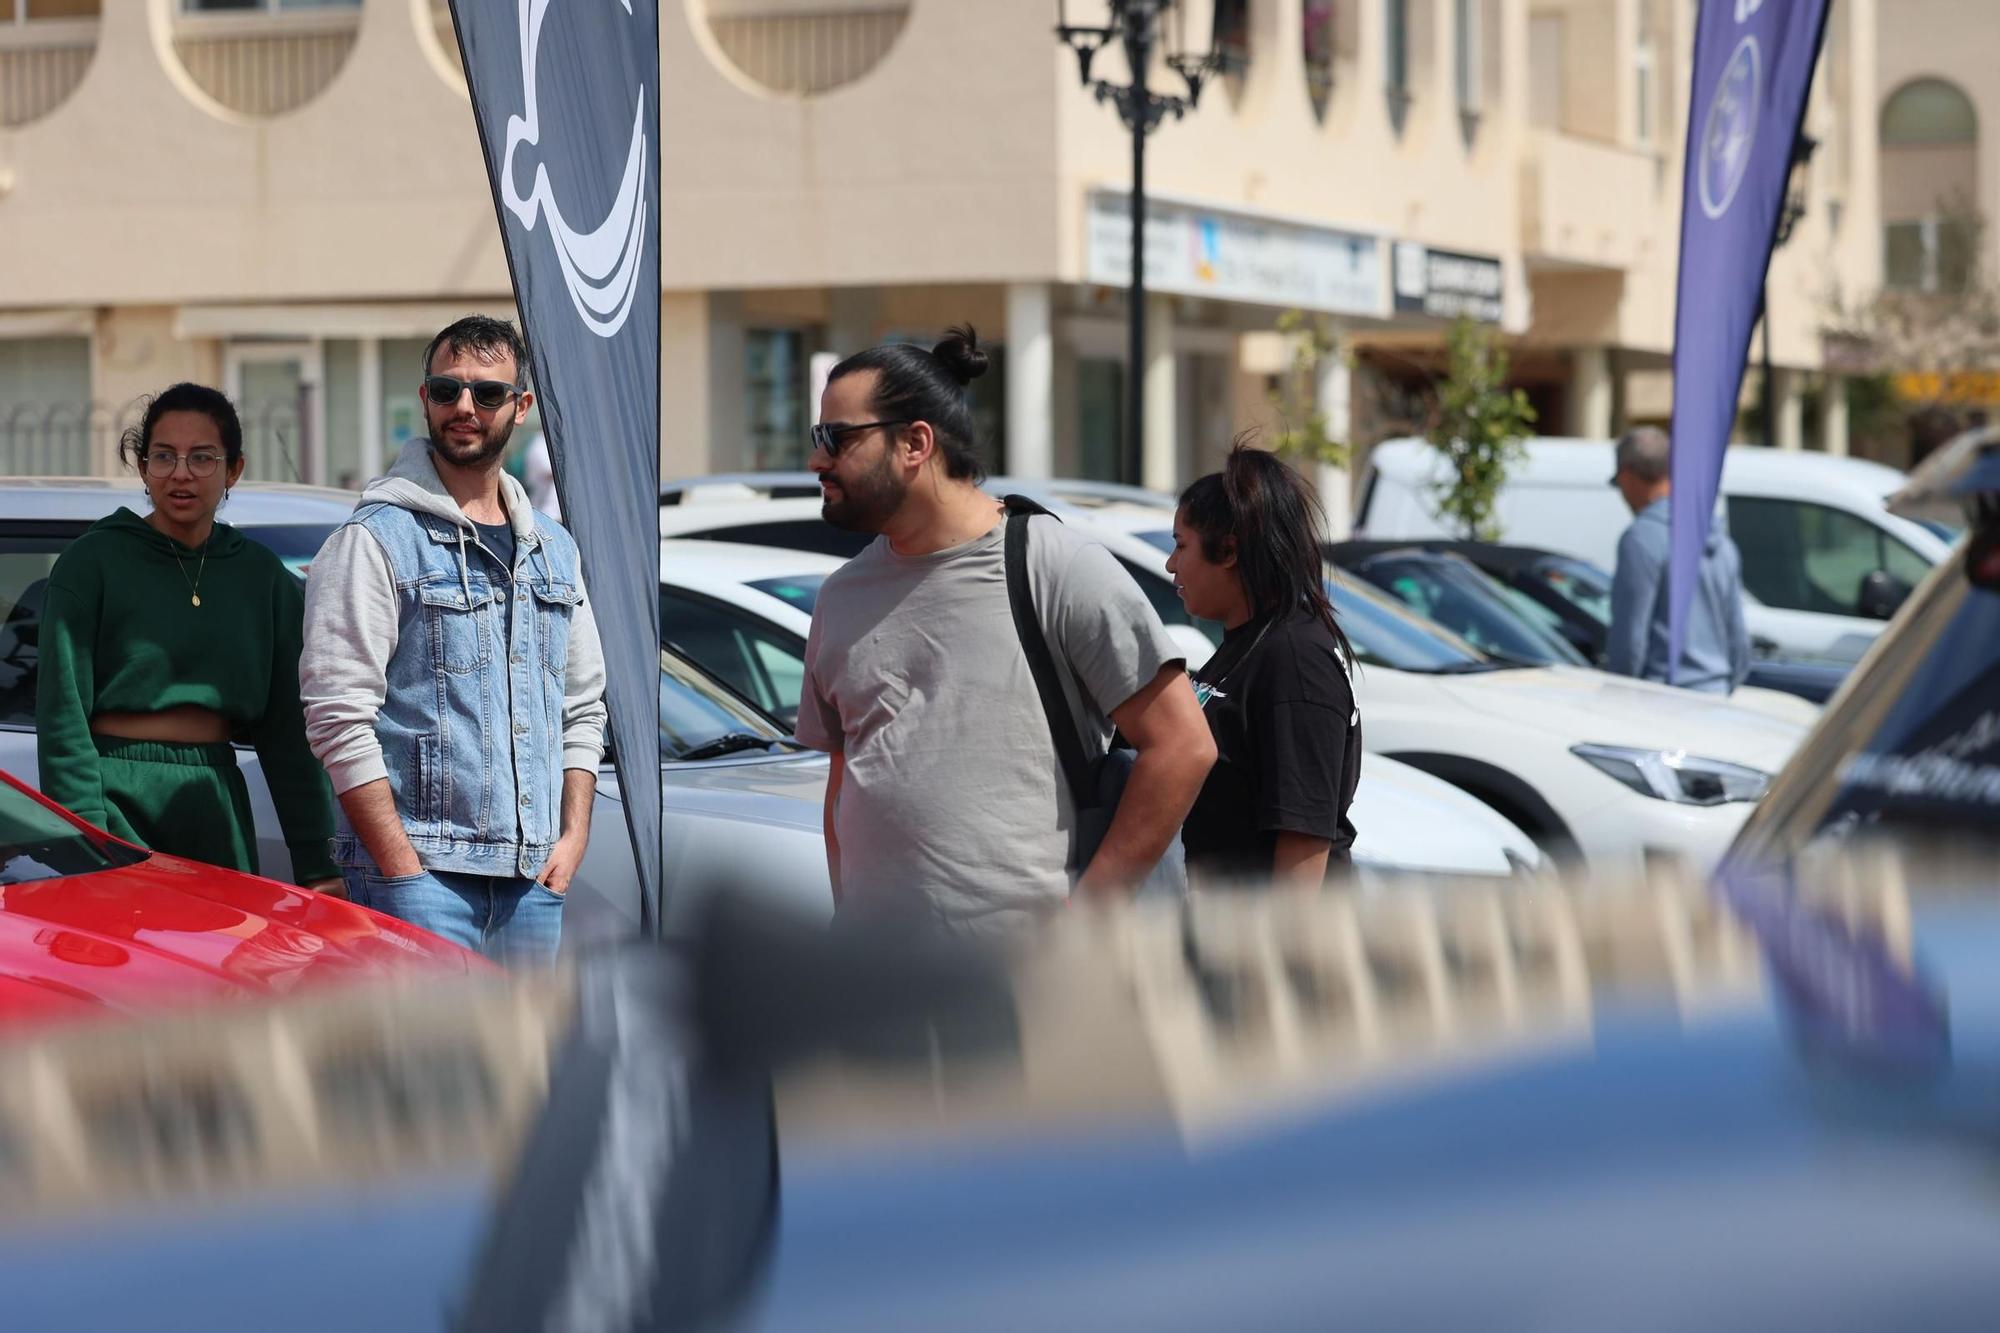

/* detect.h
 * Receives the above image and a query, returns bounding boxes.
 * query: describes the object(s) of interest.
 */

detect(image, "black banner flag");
[451,0,663,933]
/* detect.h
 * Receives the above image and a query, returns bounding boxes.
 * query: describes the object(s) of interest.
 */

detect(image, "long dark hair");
[1178,442,1352,663]
[826,324,989,481]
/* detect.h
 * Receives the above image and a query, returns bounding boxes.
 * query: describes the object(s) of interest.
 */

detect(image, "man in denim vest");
[301,316,607,964]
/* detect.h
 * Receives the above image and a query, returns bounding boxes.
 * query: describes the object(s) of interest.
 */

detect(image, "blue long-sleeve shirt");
[1607,497,1751,693]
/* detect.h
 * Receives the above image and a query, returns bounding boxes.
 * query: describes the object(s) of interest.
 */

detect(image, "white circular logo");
[1698,36,1761,222]
[501,0,649,341]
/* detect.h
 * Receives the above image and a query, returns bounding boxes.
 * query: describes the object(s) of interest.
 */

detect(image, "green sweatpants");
[93,736,259,877]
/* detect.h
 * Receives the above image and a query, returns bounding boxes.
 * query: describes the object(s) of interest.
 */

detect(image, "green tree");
[1427,317,1536,541]
[1265,309,1350,469]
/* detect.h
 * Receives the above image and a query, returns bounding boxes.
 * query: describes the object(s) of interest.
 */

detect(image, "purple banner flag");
[450,0,664,932]
[1667,0,1832,677]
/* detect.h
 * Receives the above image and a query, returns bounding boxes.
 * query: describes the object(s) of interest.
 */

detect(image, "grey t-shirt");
[794,514,1181,934]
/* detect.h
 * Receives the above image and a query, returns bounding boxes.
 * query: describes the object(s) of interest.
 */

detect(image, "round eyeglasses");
[143,449,226,479]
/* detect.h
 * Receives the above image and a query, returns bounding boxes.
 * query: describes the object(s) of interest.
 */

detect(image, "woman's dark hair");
[118,383,245,473]
[826,324,989,481]
[1178,441,1353,663]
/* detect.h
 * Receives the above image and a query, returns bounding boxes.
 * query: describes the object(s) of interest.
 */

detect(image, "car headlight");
[1570,744,1771,807]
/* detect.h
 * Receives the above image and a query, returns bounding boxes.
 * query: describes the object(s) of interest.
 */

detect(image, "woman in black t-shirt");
[1167,445,1361,888]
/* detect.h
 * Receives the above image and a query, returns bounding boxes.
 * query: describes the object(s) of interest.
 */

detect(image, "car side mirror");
[1857,570,1914,621]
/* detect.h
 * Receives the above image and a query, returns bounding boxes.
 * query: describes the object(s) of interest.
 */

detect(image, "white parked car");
[661,539,1547,885]
[1356,437,1958,665]
[661,496,1806,879]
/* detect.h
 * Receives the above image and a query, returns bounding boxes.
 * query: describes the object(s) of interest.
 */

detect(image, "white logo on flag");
[501,0,648,340]
[1698,35,1761,222]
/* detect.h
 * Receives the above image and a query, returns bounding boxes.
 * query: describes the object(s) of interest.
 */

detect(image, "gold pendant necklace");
[173,535,209,608]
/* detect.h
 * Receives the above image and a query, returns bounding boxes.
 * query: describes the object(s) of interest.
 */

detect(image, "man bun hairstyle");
[827,323,989,482]
[118,382,245,473]
[1178,440,1353,664]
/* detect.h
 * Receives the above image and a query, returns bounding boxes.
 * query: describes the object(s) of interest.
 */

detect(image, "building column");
[1142,295,1176,492]
[358,336,383,482]
[1315,336,1355,539]
[1005,283,1054,479]
[659,291,745,478]
[1818,374,1849,456]
[1572,346,1614,438]
[1773,367,1804,452]
[825,288,880,363]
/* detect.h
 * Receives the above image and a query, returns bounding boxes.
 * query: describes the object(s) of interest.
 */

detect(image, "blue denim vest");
[331,500,586,879]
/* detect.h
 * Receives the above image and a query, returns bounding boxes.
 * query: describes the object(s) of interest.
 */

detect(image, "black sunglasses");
[425,375,522,411]
[809,419,911,458]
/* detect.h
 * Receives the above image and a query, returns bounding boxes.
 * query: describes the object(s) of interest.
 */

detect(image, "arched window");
[1881,77,1977,145]
[1879,78,1979,292]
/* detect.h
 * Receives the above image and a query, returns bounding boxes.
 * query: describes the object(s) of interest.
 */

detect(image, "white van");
[1355,437,1959,664]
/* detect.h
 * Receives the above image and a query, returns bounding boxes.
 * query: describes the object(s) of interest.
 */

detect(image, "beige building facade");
[0,0,1881,503]
[1873,0,1998,430]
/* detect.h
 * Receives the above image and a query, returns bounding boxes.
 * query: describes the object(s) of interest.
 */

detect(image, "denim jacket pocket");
[418,581,497,676]
[412,732,439,828]
[529,578,583,679]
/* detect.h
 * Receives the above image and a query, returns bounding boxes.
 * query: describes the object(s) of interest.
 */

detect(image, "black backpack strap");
[1001,497,1101,808]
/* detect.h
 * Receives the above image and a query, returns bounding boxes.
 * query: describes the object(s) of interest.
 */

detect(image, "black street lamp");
[1759,133,1818,448]
[1056,1,1219,485]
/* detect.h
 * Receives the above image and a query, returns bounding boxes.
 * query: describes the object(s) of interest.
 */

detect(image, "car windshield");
[237,524,338,579]
[1353,555,1588,666]
[1327,573,1497,673]
[1527,554,1616,627]
[0,782,146,882]
[1135,529,1488,671]
[746,574,827,616]
[660,644,795,763]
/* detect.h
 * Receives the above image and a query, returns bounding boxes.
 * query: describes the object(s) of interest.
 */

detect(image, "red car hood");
[0,848,488,1028]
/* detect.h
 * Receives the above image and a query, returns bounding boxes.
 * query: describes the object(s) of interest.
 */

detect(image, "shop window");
[744,330,808,472]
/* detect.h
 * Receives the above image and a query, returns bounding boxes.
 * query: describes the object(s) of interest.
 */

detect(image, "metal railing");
[171,9,360,119]
[0,19,98,129]
[0,401,116,477]
[707,3,910,96]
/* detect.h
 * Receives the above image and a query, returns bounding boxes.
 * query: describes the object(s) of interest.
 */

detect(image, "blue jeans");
[346,866,564,968]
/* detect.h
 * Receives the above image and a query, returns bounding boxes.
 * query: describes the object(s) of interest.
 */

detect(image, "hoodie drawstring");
[456,526,473,607]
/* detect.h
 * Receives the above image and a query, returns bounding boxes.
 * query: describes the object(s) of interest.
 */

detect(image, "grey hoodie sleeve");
[300,524,400,796]
[562,581,609,772]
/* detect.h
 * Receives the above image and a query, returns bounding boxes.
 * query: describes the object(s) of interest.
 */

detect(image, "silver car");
[0,478,831,945]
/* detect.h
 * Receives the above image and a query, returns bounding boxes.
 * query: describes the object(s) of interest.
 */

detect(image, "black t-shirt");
[1182,606,1362,883]
[473,519,516,575]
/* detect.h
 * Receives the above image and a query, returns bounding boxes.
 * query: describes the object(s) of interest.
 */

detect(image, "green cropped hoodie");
[34,508,337,884]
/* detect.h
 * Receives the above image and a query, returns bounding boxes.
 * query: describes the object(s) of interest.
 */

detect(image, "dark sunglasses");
[424,375,522,410]
[809,419,910,458]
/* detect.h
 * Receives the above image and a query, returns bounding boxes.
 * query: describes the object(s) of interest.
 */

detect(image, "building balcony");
[703,0,911,97]
[0,19,98,129]
[170,7,360,120]
[1519,129,1663,272]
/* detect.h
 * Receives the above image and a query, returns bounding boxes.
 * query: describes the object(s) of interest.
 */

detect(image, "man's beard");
[821,449,908,533]
[428,411,517,470]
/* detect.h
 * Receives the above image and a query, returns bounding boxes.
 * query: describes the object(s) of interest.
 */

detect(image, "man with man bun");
[795,325,1215,935]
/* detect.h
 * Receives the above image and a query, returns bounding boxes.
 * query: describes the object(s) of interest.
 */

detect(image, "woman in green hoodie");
[34,383,340,892]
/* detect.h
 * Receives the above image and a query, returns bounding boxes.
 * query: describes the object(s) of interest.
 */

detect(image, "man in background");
[1607,426,1751,694]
